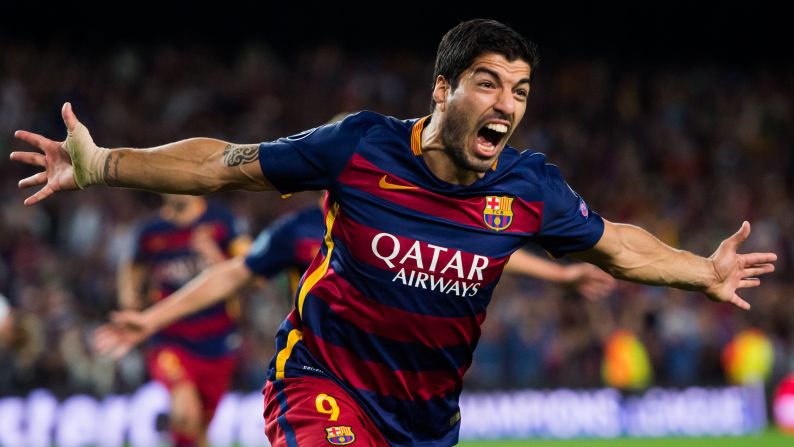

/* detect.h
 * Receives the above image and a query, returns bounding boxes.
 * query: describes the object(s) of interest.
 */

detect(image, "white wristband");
[64,122,108,188]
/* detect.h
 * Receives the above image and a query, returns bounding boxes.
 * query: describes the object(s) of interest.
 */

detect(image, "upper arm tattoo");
[223,144,259,167]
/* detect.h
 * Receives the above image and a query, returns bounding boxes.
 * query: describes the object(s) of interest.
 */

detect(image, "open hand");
[93,310,155,360]
[563,263,617,301]
[704,221,777,310]
[11,102,104,205]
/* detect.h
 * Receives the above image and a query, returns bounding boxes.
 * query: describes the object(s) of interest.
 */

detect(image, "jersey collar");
[410,116,498,171]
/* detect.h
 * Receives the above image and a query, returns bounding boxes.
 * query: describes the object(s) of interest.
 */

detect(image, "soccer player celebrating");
[120,193,247,447]
[11,18,776,447]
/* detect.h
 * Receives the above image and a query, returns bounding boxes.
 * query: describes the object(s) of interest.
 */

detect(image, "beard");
[440,102,495,174]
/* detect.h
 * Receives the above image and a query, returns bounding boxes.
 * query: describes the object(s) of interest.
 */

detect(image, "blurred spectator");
[0,293,46,395]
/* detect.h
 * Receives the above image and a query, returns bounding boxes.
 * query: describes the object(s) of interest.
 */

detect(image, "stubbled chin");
[464,150,499,175]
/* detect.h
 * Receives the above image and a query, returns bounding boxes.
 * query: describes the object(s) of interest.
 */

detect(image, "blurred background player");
[99,195,325,359]
[118,193,248,447]
[97,191,614,360]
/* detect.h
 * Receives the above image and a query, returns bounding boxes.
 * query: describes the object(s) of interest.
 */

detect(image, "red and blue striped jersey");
[244,205,323,294]
[132,201,242,359]
[258,112,604,445]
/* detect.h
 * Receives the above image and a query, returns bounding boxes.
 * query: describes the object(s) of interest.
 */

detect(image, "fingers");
[582,265,614,283]
[23,185,54,206]
[9,151,46,167]
[585,271,616,290]
[594,273,617,288]
[738,278,761,288]
[13,130,59,151]
[93,325,133,360]
[18,172,48,189]
[728,293,751,311]
[62,102,79,132]
[742,263,775,278]
[581,286,609,301]
[725,221,751,250]
[93,326,121,355]
[742,253,778,265]
[574,266,616,300]
[579,279,614,300]
[104,342,132,360]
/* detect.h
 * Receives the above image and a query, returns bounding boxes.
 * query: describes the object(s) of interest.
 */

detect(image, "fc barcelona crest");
[483,196,514,231]
[325,425,355,445]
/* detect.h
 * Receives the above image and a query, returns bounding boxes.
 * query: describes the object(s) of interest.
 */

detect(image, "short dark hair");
[430,19,539,111]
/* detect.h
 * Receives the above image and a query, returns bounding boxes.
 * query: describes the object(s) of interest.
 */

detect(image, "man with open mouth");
[11,18,777,447]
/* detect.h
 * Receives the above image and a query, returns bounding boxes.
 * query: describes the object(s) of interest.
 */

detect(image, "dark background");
[1,0,792,400]
[1,2,790,64]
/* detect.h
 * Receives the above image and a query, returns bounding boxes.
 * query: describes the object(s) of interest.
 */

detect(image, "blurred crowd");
[0,40,792,399]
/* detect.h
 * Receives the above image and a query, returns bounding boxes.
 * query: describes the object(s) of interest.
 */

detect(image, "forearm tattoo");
[223,144,259,167]
[102,152,124,185]
[102,152,112,180]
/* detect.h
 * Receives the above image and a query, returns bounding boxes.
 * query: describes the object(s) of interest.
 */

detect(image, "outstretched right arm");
[95,256,255,359]
[11,102,272,205]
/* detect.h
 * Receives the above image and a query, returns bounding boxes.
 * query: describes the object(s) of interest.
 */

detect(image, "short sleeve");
[258,112,372,194]
[533,164,604,257]
[243,217,297,278]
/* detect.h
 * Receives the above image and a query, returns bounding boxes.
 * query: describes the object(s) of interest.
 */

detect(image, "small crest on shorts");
[325,425,355,445]
[483,195,514,231]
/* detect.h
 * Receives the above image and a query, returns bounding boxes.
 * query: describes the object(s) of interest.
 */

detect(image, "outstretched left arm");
[572,219,777,310]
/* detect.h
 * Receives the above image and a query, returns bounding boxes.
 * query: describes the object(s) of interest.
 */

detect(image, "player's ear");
[432,75,449,112]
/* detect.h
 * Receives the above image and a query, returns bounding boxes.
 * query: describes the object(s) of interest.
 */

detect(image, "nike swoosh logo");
[378,175,417,190]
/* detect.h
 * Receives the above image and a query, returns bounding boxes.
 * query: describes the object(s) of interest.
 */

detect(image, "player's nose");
[493,88,516,116]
